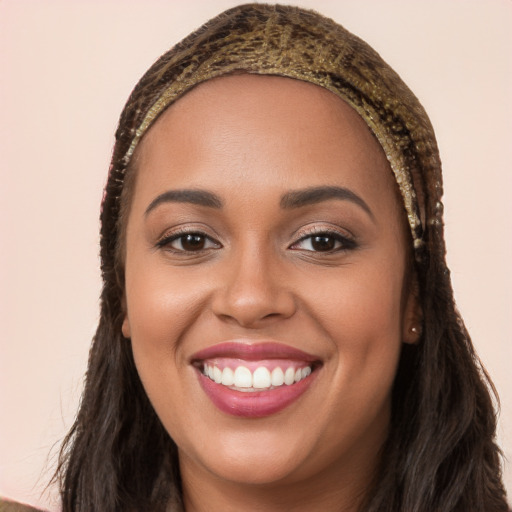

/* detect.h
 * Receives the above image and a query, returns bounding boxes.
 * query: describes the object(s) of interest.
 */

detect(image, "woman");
[42,3,508,511]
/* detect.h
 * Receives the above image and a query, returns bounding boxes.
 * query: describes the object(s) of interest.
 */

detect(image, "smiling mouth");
[200,360,313,392]
[191,341,322,417]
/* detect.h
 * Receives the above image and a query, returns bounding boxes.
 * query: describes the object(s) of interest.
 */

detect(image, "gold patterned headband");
[113,4,445,260]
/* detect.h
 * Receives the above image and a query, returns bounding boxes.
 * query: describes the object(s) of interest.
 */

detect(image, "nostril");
[263,312,283,319]
[211,287,296,327]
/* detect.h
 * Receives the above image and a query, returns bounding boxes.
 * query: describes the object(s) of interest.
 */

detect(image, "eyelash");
[156,229,221,253]
[289,228,356,253]
[156,228,356,254]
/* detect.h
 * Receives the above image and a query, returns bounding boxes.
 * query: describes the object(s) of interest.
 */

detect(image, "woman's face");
[122,75,420,491]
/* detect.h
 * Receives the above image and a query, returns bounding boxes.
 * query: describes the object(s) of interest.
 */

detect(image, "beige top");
[0,498,45,512]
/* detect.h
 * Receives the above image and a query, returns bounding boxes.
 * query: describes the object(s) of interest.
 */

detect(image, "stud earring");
[410,325,422,335]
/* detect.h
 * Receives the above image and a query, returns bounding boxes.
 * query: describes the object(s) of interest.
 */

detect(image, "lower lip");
[197,370,317,418]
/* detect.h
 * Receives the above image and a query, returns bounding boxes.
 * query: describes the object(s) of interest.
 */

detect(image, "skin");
[122,75,421,512]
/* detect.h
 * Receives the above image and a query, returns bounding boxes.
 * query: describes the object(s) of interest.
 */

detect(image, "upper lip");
[190,340,320,363]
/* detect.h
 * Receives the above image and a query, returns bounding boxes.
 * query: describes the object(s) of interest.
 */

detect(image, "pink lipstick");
[191,341,320,418]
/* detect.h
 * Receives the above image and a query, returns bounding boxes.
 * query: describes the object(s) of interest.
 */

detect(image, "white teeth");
[213,366,222,384]
[221,367,234,386]
[301,366,312,379]
[253,367,271,388]
[203,363,313,389]
[233,366,253,388]
[271,367,285,386]
[284,367,295,385]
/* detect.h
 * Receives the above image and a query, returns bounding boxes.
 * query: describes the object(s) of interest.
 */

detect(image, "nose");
[211,245,296,328]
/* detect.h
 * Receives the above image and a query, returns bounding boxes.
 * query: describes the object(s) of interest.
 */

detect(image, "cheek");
[306,261,405,345]
[303,260,405,410]
[123,260,211,414]
[124,268,216,454]
[125,262,208,350]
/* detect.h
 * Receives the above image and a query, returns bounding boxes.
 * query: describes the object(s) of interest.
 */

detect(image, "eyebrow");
[280,186,374,219]
[145,185,374,219]
[145,189,223,216]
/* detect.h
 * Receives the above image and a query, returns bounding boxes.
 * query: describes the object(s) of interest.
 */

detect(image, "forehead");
[131,74,404,228]
[135,75,396,196]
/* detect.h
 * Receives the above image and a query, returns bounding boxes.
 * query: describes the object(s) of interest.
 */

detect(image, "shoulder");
[0,498,46,512]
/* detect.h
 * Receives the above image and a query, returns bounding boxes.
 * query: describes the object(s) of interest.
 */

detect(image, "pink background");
[1,1,511,509]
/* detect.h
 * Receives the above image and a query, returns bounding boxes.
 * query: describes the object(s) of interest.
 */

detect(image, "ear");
[121,291,130,339]
[122,315,131,339]
[402,272,423,345]
[120,288,131,339]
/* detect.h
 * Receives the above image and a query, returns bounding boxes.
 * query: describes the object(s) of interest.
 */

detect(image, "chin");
[177,419,320,486]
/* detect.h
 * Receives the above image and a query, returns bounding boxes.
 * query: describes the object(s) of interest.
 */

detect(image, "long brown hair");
[54,4,508,511]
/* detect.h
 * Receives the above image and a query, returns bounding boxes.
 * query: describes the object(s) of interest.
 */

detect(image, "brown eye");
[157,232,221,252]
[310,235,336,252]
[290,231,356,253]
[180,234,206,251]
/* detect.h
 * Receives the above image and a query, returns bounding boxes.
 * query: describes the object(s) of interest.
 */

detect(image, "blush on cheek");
[313,269,404,340]
[126,271,196,340]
